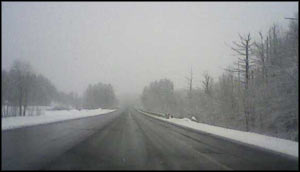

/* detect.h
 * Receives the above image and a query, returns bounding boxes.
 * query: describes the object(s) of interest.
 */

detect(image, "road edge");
[136,108,298,161]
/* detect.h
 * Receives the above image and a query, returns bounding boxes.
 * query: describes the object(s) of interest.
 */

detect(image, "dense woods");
[2,60,118,117]
[141,16,298,141]
[83,82,118,109]
[141,79,178,114]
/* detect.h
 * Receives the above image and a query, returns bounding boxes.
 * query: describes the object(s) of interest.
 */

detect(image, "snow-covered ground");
[2,108,116,130]
[138,109,298,158]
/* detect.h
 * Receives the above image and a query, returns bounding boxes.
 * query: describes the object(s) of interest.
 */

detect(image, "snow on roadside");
[2,108,116,130]
[138,110,298,158]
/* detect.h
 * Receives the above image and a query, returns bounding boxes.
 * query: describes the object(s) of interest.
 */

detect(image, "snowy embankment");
[2,108,116,130]
[138,109,298,158]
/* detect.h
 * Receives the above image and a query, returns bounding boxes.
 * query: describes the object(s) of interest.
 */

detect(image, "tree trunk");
[245,36,250,131]
[23,105,27,116]
[19,94,22,117]
[244,97,249,132]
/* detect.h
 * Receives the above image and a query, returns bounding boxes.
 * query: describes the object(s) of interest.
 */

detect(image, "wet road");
[42,108,298,170]
[2,109,120,170]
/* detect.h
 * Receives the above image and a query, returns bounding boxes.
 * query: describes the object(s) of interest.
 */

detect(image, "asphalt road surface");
[2,109,120,170]
[2,107,298,170]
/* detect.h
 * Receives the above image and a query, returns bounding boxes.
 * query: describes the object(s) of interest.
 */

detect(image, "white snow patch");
[182,118,192,122]
[191,116,197,121]
[138,110,298,158]
[2,108,116,130]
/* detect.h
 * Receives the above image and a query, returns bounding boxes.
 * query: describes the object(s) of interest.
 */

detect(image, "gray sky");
[2,2,298,97]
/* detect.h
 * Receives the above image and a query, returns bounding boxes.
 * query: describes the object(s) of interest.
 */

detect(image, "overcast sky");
[2,2,298,97]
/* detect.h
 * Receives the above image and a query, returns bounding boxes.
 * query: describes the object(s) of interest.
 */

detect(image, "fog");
[2,3,299,169]
[2,2,298,98]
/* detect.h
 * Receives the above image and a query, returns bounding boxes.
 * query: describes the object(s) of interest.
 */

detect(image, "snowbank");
[138,110,298,158]
[2,108,116,130]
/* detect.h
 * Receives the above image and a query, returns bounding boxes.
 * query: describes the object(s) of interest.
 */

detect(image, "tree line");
[83,83,118,109]
[141,14,298,141]
[2,60,118,117]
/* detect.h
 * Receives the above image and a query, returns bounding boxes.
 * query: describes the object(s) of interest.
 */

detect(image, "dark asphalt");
[42,108,298,170]
[2,109,120,170]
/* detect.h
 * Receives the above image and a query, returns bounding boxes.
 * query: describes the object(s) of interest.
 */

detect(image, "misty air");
[1,2,299,170]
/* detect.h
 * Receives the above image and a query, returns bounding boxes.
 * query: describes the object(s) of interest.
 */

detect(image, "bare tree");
[202,72,213,96]
[226,33,253,131]
[184,67,195,116]
[10,60,34,116]
[253,32,267,81]
[185,67,193,100]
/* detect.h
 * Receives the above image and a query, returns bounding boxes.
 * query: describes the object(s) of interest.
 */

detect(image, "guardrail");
[137,109,167,118]
[137,109,180,120]
[137,108,198,122]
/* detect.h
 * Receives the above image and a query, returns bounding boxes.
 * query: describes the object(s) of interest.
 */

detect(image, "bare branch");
[233,41,246,48]
[231,47,246,55]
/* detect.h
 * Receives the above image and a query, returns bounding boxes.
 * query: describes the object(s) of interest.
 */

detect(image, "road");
[2,109,120,170]
[2,107,298,170]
